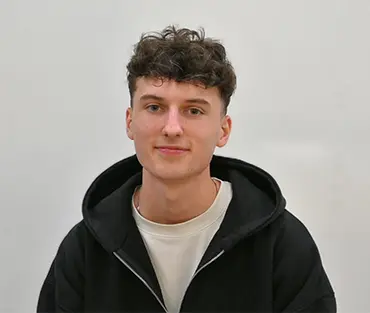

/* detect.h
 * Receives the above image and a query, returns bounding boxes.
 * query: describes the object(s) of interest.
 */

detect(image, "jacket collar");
[82,154,286,254]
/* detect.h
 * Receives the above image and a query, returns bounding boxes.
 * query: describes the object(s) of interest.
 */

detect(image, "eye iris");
[149,105,159,111]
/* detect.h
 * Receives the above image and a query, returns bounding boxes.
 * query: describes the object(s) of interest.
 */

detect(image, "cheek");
[132,117,155,138]
[192,126,220,148]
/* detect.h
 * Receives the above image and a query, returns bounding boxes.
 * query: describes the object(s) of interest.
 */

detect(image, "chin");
[151,164,192,181]
[139,152,209,181]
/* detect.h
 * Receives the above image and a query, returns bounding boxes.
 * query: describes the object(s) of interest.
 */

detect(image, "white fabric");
[132,178,233,313]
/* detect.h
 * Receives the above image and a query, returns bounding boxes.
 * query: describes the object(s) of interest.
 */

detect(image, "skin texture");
[126,77,232,224]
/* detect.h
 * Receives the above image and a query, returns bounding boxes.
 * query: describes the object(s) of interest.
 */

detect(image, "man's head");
[125,25,236,182]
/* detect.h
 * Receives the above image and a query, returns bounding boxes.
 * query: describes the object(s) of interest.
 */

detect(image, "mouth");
[155,146,190,155]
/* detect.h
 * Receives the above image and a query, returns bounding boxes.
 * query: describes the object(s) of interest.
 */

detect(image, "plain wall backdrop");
[1,0,369,312]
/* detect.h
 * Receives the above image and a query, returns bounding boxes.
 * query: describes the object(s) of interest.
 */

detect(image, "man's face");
[126,77,232,181]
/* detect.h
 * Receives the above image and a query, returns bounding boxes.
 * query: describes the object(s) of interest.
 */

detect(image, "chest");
[83,236,274,312]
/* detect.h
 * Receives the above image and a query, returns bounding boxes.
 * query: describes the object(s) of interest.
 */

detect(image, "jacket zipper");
[193,250,225,280]
[113,250,224,313]
[179,250,225,310]
[113,252,168,313]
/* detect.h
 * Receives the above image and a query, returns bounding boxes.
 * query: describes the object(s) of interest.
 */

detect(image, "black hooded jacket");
[37,154,336,312]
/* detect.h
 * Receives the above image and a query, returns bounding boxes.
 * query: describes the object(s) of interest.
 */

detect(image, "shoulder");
[272,210,336,311]
[54,220,93,267]
[272,210,323,272]
[58,221,89,251]
[275,210,317,252]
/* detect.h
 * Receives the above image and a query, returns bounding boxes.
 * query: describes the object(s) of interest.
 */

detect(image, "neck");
[135,168,219,224]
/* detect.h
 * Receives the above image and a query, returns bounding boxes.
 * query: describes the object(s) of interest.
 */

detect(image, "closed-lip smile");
[156,146,189,150]
[155,146,190,154]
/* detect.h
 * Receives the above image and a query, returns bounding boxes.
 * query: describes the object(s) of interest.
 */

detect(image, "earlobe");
[217,116,232,148]
[126,128,134,140]
[217,131,229,148]
[126,108,134,140]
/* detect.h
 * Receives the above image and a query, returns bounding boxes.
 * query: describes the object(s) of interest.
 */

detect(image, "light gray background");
[1,1,369,312]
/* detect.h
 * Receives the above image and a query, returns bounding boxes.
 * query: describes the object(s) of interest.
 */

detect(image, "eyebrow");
[139,94,164,102]
[139,94,210,106]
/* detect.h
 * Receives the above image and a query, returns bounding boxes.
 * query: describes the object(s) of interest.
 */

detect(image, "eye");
[146,104,161,112]
[188,107,203,115]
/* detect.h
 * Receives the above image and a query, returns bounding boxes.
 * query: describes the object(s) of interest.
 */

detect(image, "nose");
[162,107,183,137]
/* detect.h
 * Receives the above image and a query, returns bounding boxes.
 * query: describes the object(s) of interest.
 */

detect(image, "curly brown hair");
[126,25,236,114]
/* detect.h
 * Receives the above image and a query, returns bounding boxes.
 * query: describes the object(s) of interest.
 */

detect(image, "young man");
[37,26,336,312]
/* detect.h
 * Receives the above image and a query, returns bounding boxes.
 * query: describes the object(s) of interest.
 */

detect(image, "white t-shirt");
[132,178,233,313]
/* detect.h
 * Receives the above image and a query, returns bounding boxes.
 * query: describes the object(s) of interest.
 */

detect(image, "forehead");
[133,77,221,102]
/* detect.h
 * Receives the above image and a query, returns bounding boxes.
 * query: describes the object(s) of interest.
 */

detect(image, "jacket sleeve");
[37,224,85,313]
[273,212,336,313]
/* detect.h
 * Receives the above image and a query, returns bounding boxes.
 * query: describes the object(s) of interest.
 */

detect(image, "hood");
[82,154,286,253]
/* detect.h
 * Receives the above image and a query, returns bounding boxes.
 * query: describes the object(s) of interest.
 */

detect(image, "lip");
[155,146,189,155]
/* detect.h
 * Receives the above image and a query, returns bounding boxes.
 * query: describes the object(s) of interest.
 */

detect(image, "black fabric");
[37,154,336,312]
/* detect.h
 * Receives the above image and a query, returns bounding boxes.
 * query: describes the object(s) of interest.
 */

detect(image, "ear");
[217,115,232,148]
[126,107,134,140]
